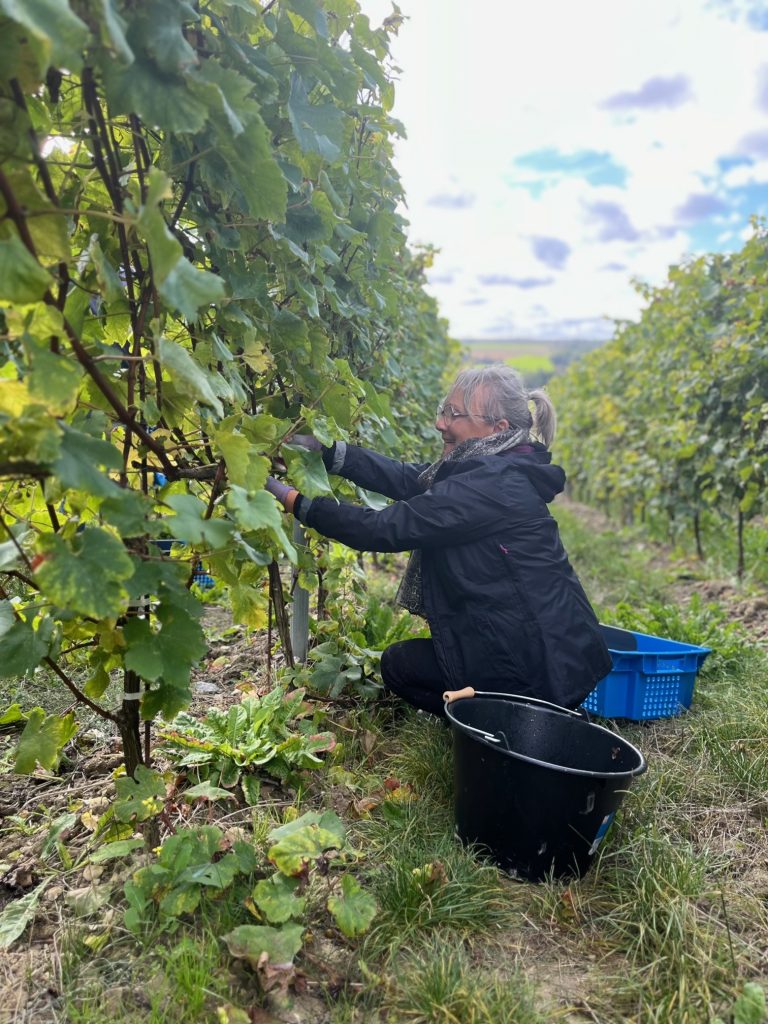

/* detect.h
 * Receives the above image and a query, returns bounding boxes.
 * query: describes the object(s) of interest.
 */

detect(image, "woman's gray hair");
[452,364,557,446]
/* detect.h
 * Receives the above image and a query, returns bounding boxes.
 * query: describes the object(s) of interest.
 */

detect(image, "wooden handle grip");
[443,686,476,703]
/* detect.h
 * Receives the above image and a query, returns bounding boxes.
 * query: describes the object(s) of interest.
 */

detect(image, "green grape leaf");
[294,278,319,318]
[96,0,134,64]
[213,118,287,222]
[271,308,310,360]
[287,72,345,161]
[191,60,250,136]
[223,923,304,968]
[122,617,163,682]
[227,487,297,563]
[99,489,155,537]
[113,764,166,822]
[0,0,88,71]
[298,408,339,448]
[53,424,122,498]
[129,0,198,75]
[285,0,328,39]
[241,413,286,446]
[138,170,225,322]
[14,707,78,773]
[36,527,134,619]
[123,596,206,687]
[322,382,356,428]
[0,599,15,637]
[125,557,191,602]
[157,257,226,325]
[1,168,69,261]
[327,873,377,937]
[157,337,224,415]
[0,237,52,303]
[27,347,83,414]
[0,13,49,86]
[213,426,269,490]
[164,494,234,548]
[0,615,53,678]
[102,57,209,133]
[83,662,111,700]
[282,445,334,498]
[252,872,306,924]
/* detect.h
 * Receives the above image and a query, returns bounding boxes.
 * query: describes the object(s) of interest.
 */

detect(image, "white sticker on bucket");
[588,813,615,855]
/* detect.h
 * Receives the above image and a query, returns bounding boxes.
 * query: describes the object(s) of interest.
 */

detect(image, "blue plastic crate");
[581,625,711,721]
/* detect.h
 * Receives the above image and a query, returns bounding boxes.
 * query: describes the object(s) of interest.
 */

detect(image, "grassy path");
[1,503,767,1023]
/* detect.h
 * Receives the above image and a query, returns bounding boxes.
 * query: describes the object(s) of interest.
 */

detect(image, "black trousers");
[380,638,448,717]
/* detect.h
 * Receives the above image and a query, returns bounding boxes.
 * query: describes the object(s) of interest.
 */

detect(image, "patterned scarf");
[395,426,530,616]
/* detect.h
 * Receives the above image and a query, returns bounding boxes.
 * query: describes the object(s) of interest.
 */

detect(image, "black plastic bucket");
[445,692,647,882]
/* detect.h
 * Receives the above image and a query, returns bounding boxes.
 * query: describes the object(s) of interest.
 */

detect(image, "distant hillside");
[460,337,606,386]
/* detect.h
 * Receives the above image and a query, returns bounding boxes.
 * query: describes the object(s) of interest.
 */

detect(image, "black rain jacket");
[297,443,612,708]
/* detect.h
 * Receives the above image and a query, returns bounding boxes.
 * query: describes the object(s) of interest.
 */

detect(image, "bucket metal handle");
[444,688,585,720]
[454,719,503,745]
[472,690,586,720]
[443,690,585,748]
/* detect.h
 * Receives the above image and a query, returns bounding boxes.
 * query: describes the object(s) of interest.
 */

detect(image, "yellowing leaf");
[268,822,342,876]
[36,527,134,619]
[0,237,52,303]
[222,923,303,969]
[0,380,31,416]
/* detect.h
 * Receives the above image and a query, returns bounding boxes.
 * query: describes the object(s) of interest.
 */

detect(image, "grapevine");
[0,0,457,774]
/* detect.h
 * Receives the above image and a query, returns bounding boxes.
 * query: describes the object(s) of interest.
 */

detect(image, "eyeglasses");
[436,401,496,423]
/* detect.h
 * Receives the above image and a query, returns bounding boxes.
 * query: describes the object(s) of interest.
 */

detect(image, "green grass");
[62,933,237,1023]
[378,935,545,1024]
[5,499,768,1023]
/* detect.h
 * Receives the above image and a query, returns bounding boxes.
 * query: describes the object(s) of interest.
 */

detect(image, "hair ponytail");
[528,388,557,446]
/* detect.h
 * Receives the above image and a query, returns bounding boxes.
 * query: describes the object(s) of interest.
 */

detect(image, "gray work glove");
[286,433,322,451]
[265,475,294,507]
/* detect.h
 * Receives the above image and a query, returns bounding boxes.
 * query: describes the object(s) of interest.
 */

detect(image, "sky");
[358,0,768,342]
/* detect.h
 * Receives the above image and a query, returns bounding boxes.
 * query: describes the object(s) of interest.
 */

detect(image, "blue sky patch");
[683,219,732,253]
[724,180,768,218]
[716,154,754,174]
[512,148,627,188]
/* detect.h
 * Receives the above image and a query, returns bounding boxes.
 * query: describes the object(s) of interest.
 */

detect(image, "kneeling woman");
[267,364,611,716]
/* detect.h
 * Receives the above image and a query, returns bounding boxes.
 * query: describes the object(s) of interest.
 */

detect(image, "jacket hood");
[507,451,566,502]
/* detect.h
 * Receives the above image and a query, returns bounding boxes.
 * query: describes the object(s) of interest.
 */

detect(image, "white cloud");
[723,159,768,186]
[360,0,768,339]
